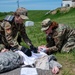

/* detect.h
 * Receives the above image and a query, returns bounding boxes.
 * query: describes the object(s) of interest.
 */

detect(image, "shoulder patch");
[1,21,11,29]
[4,22,11,30]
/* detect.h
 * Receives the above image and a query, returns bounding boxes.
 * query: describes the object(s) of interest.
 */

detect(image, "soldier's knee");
[61,48,70,53]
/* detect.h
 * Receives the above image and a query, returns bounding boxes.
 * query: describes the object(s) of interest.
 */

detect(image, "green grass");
[0,7,75,75]
[28,10,49,22]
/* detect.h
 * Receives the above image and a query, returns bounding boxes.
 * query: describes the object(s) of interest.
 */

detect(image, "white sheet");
[21,68,38,75]
[16,51,47,65]
[16,51,47,75]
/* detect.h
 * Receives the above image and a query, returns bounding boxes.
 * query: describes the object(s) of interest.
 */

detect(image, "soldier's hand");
[38,45,49,52]
[52,66,59,74]
[1,48,9,52]
[30,45,38,53]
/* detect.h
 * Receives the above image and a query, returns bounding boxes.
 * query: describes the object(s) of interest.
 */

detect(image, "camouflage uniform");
[46,24,75,52]
[0,19,32,51]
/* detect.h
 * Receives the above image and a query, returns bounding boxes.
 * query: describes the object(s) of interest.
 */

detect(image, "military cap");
[15,7,29,19]
[41,18,52,31]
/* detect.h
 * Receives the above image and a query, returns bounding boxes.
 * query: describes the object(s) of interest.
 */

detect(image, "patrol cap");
[15,7,29,19]
[41,18,52,31]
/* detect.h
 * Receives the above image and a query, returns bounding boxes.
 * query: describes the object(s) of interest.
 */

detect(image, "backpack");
[4,15,14,23]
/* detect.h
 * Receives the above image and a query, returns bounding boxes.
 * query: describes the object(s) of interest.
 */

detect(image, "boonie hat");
[41,18,52,31]
[15,7,29,19]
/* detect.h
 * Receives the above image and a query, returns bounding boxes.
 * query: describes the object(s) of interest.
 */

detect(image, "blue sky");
[0,0,62,12]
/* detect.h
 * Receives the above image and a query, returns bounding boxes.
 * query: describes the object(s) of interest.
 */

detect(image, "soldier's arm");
[47,28,67,52]
[0,44,5,52]
[0,33,10,52]
[19,24,33,46]
[0,22,5,52]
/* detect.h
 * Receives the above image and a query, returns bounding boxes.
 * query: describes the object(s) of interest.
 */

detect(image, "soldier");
[38,18,75,53]
[0,7,37,56]
[0,18,62,74]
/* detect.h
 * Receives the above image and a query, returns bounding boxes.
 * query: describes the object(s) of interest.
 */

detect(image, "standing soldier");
[0,7,37,56]
[38,18,75,53]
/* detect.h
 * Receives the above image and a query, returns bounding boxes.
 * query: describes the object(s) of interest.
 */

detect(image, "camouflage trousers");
[62,29,75,52]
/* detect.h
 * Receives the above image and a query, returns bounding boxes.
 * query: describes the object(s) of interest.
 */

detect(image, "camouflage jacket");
[46,24,75,52]
[0,19,32,51]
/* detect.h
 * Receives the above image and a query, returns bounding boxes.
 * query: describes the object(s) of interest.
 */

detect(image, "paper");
[21,68,38,75]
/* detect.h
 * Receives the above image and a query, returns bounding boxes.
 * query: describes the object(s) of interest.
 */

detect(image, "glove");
[21,46,32,57]
[30,45,38,53]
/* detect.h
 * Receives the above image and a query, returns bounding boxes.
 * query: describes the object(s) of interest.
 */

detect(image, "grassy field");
[0,7,75,75]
